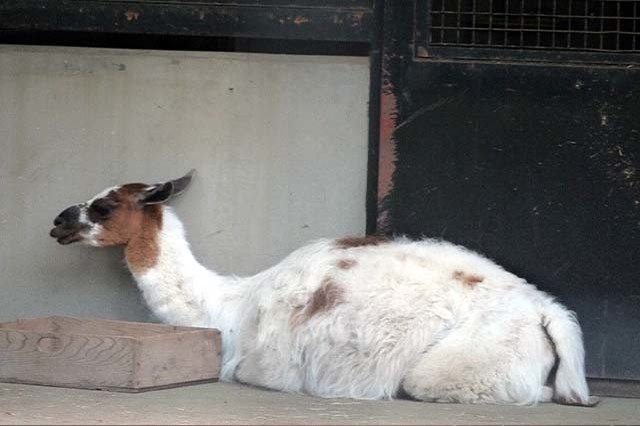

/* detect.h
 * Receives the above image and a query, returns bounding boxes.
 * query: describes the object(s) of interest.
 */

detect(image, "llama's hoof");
[586,396,601,407]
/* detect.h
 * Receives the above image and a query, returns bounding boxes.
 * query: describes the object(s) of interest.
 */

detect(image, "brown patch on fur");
[125,205,162,273]
[335,235,388,249]
[93,184,163,273]
[306,278,344,318]
[453,270,484,287]
[290,278,344,327]
[337,259,357,270]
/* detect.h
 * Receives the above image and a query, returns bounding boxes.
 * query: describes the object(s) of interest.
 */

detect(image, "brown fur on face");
[124,205,162,273]
[92,184,163,272]
[335,235,388,249]
[453,270,484,287]
[291,277,344,327]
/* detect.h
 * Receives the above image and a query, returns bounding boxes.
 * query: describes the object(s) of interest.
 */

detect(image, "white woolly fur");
[129,206,592,406]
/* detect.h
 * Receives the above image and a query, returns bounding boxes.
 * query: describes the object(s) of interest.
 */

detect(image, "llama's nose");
[54,206,80,227]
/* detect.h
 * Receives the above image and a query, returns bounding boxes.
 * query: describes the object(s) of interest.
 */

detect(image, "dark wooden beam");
[0,1,373,43]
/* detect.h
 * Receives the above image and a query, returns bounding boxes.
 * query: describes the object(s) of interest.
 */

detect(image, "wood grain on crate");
[0,316,221,392]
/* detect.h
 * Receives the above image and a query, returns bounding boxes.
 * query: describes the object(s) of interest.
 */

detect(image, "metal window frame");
[415,0,640,66]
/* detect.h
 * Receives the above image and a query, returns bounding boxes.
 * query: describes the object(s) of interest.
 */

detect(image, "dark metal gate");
[374,1,640,388]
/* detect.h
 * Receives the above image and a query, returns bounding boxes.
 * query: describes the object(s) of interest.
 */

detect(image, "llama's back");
[238,238,521,396]
[236,236,590,404]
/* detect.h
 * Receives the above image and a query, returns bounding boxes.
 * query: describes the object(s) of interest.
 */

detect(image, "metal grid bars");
[429,0,640,52]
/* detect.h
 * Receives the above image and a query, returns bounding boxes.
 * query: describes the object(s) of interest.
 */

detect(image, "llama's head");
[50,170,194,246]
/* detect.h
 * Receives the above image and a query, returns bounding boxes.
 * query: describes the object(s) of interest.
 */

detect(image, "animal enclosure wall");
[0,45,369,322]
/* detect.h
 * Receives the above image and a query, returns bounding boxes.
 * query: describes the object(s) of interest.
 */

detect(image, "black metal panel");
[0,0,373,43]
[376,1,640,381]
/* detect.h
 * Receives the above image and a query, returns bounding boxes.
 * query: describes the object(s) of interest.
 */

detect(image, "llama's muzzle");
[50,205,86,245]
[50,225,85,245]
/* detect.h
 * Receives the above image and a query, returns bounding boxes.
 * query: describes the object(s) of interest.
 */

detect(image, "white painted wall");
[0,45,369,322]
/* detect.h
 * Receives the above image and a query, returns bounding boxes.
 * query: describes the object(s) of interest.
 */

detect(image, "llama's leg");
[541,386,554,403]
[402,320,556,404]
[234,349,305,393]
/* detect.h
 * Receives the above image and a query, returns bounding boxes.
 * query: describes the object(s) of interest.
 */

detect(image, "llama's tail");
[541,300,599,407]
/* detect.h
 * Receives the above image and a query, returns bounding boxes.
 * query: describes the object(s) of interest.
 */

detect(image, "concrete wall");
[0,45,369,322]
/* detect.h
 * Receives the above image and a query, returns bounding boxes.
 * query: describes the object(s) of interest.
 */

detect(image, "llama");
[49,170,597,406]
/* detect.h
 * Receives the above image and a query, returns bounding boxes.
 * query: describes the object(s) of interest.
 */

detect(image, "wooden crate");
[0,316,221,392]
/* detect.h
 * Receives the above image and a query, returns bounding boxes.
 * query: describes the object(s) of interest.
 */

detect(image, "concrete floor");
[1,382,639,425]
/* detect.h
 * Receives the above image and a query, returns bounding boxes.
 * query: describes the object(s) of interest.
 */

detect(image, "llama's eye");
[89,200,117,221]
[94,205,112,216]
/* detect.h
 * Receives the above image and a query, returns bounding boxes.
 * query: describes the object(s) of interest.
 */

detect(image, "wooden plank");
[0,378,216,393]
[134,330,221,388]
[0,328,136,389]
[0,316,203,336]
[0,316,221,391]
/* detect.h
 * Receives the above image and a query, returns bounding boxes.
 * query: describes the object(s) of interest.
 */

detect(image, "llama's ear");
[170,169,195,197]
[137,170,195,206]
[138,182,174,205]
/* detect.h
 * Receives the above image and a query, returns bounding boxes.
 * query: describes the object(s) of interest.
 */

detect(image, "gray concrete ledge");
[2,382,639,425]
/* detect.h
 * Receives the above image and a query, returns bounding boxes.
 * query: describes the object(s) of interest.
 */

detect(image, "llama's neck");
[126,207,245,339]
